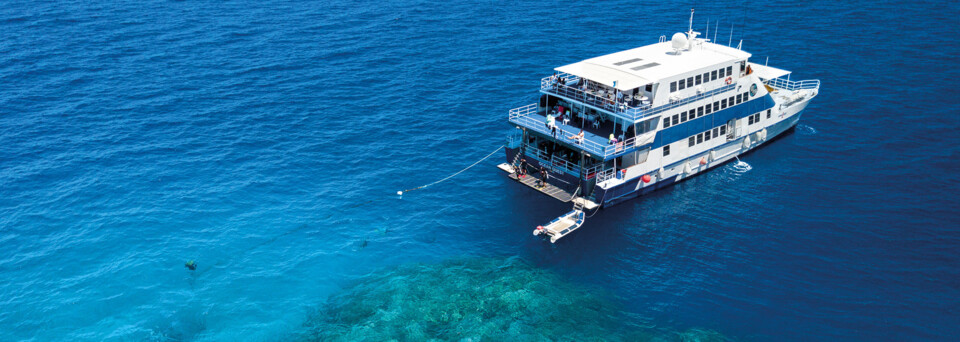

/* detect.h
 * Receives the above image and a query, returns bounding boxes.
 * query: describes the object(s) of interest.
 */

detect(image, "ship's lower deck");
[500,94,811,211]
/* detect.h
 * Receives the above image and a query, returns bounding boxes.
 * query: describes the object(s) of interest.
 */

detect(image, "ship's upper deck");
[555,40,751,91]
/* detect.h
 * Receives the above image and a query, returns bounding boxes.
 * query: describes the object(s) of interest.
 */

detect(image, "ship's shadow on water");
[289,257,728,341]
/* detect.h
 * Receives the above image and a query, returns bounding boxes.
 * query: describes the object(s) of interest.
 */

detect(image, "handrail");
[595,168,617,183]
[764,78,820,91]
[621,83,736,119]
[508,103,652,159]
[521,143,585,178]
[541,72,621,113]
[540,73,737,122]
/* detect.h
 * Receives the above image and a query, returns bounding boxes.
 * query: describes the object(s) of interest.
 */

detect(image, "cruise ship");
[498,11,820,242]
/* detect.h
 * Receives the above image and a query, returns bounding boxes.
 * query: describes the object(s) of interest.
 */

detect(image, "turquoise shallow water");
[2,0,959,341]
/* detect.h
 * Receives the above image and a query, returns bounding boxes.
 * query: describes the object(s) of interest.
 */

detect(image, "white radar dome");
[671,32,688,51]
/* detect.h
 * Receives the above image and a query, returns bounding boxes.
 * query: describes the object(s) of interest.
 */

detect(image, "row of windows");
[688,124,728,147]
[747,110,772,125]
[669,65,735,92]
[662,91,751,128]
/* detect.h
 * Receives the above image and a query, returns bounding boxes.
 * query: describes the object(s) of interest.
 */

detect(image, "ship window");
[697,133,703,143]
[756,113,762,122]
[672,114,679,126]
[711,70,718,80]
[681,111,687,122]
[713,127,720,137]
[718,68,725,78]
[736,94,742,104]
[720,125,726,135]
[687,77,694,87]
[646,84,653,92]
[663,145,670,156]
[689,136,695,147]
[714,101,719,111]
[729,96,735,106]
[679,79,686,90]
[721,99,727,109]
[743,92,749,101]
[703,72,710,82]
[726,66,733,76]
[748,115,754,125]
[697,106,704,117]
[695,75,702,85]
[767,109,771,118]
[705,104,712,114]
[663,117,671,128]
[705,130,712,141]
[670,82,677,92]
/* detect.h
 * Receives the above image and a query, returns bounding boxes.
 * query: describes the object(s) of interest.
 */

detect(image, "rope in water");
[187,144,506,274]
[398,144,504,195]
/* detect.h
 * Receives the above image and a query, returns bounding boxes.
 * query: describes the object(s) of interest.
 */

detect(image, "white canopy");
[749,64,792,80]
[556,61,651,91]
[555,40,751,91]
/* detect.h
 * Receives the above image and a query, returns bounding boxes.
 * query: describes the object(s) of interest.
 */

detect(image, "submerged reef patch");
[293,257,728,341]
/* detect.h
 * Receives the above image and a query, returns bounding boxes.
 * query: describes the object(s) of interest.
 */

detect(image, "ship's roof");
[749,63,792,80]
[555,40,751,91]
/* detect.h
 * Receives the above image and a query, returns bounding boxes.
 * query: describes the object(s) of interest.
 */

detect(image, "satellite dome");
[671,32,688,51]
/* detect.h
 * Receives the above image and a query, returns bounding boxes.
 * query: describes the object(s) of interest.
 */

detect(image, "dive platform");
[497,162,598,209]
[498,162,597,242]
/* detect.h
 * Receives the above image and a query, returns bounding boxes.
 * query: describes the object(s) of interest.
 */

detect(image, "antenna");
[688,8,695,33]
[713,21,718,43]
[728,23,733,46]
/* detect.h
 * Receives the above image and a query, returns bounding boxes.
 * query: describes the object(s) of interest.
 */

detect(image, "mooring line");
[398,144,504,195]
[187,144,506,275]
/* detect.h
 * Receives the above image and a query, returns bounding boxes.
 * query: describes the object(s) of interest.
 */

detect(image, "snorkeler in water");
[185,260,197,271]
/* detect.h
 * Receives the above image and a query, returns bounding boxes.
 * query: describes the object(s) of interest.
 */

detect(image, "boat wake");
[797,124,817,135]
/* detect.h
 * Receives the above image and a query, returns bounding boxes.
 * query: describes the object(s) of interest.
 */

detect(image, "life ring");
[725,77,733,85]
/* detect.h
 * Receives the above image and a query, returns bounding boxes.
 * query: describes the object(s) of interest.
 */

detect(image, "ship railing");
[595,167,617,183]
[620,83,736,120]
[508,103,653,160]
[521,143,583,178]
[540,72,620,113]
[541,73,737,122]
[508,104,608,157]
[764,78,820,91]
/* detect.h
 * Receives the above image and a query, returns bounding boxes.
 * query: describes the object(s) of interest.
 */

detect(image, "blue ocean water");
[2,0,959,340]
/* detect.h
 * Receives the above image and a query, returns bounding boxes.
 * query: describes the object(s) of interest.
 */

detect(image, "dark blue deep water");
[2,1,959,341]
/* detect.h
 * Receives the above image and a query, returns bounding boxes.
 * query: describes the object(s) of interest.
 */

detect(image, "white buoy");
[397,191,403,196]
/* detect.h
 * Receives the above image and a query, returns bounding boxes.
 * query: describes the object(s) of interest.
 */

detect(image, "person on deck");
[568,130,584,144]
[609,133,617,145]
[538,167,548,188]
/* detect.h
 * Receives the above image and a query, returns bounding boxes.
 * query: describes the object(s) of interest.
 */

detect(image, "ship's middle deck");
[509,106,640,160]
